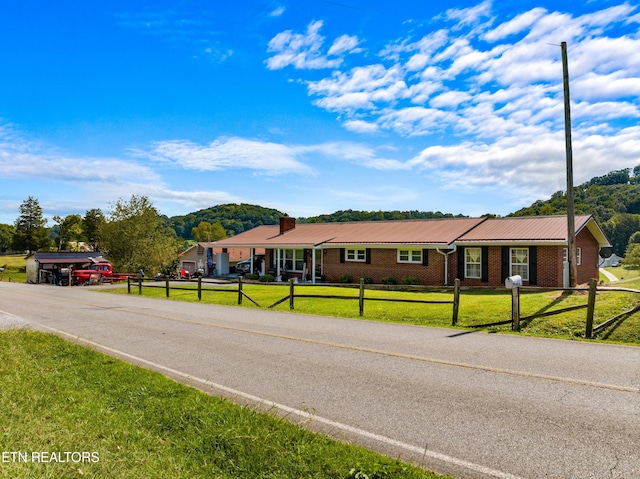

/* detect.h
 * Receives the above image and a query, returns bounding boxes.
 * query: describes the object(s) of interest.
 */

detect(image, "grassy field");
[112,279,640,346]
[0,254,27,283]
[0,330,448,479]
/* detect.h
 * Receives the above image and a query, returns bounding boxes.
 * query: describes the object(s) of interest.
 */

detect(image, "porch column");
[250,248,255,274]
[312,247,317,283]
[276,249,281,278]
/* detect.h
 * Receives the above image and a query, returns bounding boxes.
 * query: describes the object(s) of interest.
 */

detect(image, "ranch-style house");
[211,215,610,288]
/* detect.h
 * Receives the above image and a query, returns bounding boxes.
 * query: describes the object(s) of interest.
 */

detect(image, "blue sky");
[1,0,639,225]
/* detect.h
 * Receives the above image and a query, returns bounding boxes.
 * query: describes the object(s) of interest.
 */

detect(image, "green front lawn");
[109,280,640,346]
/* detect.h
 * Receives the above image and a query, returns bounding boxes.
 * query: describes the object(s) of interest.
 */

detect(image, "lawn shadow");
[520,290,575,328]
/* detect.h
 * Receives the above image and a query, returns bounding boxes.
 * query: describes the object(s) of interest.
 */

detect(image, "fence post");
[238,276,243,305]
[165,277,170,298]
[585,278,597,338]
[359,278,365,316]
[138,275,142,295]
[127,276,131,294]
[511,286,520,331]
[198,275,202,301]
[289,278,295,310]
[452,278,460,325]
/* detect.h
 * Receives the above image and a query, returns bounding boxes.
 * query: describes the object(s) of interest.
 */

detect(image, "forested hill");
[511,167,640,256]
[168,204,285,239]
[168,204,469,240]
[298,209,466,223]
[510,168,640,223]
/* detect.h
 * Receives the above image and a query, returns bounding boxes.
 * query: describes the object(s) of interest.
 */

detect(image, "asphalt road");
[1,282,638,479]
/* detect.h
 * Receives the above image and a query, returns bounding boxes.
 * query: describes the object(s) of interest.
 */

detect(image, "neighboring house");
[178,243,264,276]
[26,251,104,284]
[599,253,621,268]
[212,215,610,287]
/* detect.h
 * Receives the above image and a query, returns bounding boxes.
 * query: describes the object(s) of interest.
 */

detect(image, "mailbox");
[505,275,523,288]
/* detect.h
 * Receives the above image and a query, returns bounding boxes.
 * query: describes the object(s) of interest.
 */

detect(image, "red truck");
[71,262,136,285]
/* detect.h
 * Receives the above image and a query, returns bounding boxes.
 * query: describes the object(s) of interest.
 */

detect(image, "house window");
[511,248,529,280]
[465,247,481,279]
[563,247,582,265]
[282,249,304,272]
[397,249,422,263]
[346,248,366,262]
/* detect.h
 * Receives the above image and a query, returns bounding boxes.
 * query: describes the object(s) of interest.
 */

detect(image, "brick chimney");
[279,216,296,234]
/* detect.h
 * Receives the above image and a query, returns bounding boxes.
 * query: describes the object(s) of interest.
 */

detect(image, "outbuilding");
[26,252,104,285]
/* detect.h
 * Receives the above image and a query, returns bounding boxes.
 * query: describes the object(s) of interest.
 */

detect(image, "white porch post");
[276,249,281,278]
[250,248,255,274]
[312,247,317,283]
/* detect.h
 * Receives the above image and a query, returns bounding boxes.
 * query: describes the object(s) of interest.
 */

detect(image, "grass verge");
[0,329,448,479]
[108,281,640,346]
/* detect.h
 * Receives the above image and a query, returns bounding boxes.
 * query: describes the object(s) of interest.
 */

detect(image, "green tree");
[82,208,106,251]
[98,195,179,274]
[53,214,83,251]
[624,243,640,268]
[0,224,15,252]
[191,221,227,242]
[12,196,50,252]
[603,213,640,257]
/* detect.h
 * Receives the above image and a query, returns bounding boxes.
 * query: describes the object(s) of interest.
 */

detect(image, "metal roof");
[212,215,611,249]
[213,218,486,248]
[455,214,611,246]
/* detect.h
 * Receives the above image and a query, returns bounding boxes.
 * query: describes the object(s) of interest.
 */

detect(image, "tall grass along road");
[1,282,638,479]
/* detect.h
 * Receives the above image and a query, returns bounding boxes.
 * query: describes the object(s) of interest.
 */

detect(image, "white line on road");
[32,321,525,479]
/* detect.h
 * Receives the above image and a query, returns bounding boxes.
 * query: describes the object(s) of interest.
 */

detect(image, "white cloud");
[142,137,316,175]
[342,119,379,134]
[0,125,159,184]
[270,6,285,17]
[443,0,492,28]
[266,20,361,70]
[483,8,547,42]
[328,34,362,56]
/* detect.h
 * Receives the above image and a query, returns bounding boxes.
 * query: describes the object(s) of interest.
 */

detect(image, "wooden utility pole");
[562,41,578,287]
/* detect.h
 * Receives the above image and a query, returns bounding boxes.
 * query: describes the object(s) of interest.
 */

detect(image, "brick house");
[212,215,610,287]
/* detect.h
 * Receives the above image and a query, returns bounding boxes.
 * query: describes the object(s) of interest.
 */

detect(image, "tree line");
[1,196,184,275]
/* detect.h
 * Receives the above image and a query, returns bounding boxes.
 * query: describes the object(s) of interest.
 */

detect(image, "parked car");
[236,254,265,275]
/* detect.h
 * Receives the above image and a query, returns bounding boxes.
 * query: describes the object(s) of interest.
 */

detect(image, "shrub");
[340,273,354,283]
[259,274,275,282]
[244,273,260,281]
[381,276,397,285]
[401,276,421,285]
[361,275,373,284]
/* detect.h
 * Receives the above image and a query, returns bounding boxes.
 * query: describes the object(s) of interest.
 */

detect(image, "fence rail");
[126,276,638,338]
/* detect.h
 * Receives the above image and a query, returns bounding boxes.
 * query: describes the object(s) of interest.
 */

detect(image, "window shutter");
[529,246,538,285]
[422,249,429,266]
[501,246,509,281]
[457,247,465,279]
[481,246,489,282]
[366,248,372,264]
[340,248,345,263]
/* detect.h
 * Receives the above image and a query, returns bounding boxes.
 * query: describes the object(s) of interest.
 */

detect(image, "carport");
[26,252,104,284]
